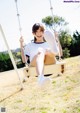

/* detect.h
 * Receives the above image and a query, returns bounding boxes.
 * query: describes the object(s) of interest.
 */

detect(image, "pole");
[0,24,24,90]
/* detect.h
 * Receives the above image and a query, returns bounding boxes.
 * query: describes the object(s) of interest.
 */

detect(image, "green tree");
[42,15,71,58]
[0,53,13,72]
[59,31,72,57]
[42,15,68,31]
[69,31,80,56]
[59,31,72,48]
[0,51,25,72]
[63,48,70,58]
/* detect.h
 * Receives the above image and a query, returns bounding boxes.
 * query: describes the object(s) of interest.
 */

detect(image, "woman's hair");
[32,23,45,33]
[32,23,45,42]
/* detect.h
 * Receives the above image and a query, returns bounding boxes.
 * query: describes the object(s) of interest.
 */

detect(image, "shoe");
[41,77,51,86]
[38,75,44,84]
[38,75,51,86]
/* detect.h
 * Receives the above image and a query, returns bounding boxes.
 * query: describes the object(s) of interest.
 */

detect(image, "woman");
[20,23,57,85]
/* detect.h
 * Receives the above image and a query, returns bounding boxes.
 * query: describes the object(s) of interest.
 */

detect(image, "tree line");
[0,50,25,72]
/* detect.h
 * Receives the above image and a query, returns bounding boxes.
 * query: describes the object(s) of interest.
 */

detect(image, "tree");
[0,51,25,72]
[42,15,71,58]
[42,15,68,31]
[69,31,80,56]
[59,31,72,57]
[0,53,13,72]
[59,31,72,48]
[63,48,70,58]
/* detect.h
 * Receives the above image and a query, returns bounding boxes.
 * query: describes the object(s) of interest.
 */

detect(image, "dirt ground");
[0,56,80,113]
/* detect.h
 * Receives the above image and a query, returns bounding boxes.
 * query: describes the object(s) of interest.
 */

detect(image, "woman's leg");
[44,52,56,65]
[30,49,56,85]
[30,49,56,75]
[30,48,45,76]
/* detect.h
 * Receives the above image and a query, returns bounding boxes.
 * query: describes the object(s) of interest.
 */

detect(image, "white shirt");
[24,42,51,62]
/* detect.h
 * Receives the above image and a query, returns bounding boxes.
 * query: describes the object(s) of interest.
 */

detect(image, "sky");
[0,0,80,52]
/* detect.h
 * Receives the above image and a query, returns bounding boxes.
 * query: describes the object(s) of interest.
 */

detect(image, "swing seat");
[23,61,66,78]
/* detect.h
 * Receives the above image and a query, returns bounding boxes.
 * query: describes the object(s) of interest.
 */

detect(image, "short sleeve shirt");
[24,42,50,62]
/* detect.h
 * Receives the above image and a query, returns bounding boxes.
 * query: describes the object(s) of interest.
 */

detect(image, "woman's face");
[33,27,44,42]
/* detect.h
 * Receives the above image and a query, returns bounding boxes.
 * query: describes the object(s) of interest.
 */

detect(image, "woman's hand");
[20,36,24,43]
[19,36,24,47]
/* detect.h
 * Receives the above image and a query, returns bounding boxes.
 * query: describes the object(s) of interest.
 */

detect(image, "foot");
[42,77,52,86]
[38,75,51,86]
[38,75,44,84]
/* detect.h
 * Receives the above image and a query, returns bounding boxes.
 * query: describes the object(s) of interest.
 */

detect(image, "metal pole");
[0,24,24,90]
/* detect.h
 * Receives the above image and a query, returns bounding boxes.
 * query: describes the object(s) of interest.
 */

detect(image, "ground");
[0,56,80,113]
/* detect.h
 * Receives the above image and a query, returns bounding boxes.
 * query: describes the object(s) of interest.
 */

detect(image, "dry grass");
[0,56,80,113]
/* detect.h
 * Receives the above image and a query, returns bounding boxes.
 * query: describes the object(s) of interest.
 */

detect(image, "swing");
[15,0,66,78]
[23,61,65,78]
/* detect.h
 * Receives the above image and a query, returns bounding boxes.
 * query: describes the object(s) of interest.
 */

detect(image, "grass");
[0,56,80,113]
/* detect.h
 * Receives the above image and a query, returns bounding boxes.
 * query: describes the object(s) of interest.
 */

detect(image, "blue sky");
[0,0,80,52]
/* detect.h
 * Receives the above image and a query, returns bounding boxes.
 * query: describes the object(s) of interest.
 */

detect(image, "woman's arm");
[19,37,28,63]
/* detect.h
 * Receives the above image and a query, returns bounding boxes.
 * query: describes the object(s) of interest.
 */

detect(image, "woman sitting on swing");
[20,23,62,85]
